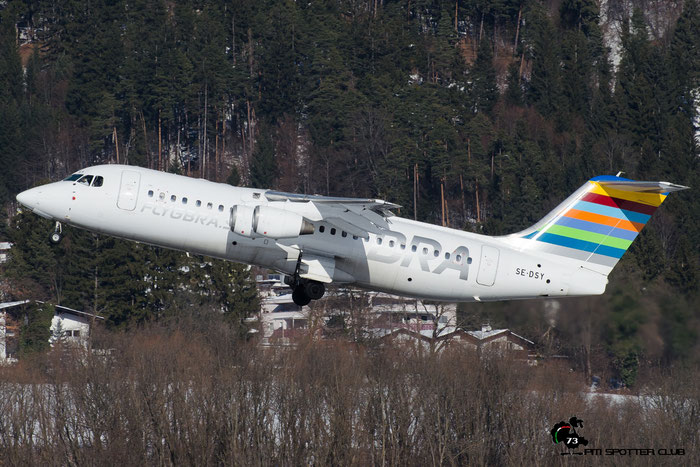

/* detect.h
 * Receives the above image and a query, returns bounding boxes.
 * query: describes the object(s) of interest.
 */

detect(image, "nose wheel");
[49,222,63,244]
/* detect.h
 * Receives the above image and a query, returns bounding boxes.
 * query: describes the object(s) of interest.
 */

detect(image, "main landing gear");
[49,221,63,244]
[287,276,326,306]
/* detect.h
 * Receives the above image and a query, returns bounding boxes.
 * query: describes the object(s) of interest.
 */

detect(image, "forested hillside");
[0,1,698,382]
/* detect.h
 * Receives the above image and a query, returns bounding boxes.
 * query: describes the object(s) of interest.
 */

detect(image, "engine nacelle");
[230,205,314,239]
[230,205,256,236]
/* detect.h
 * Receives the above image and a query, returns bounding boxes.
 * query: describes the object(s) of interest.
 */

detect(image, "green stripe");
[545,225,633,250]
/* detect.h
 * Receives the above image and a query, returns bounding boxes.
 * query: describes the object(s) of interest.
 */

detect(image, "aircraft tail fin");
[513,175,688,274]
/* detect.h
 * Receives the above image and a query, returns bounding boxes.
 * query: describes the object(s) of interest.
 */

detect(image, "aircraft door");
[117,170,141,211]
[476,245,500,286]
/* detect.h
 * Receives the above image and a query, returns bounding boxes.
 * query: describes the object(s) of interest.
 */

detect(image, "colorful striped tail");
[516,176,688,273]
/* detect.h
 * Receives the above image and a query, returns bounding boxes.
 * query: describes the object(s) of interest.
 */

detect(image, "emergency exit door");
[476,245,500,286]
[117,170,141,211]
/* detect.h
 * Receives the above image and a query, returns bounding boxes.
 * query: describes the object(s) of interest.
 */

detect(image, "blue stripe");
[594,244,628,259]
[537,233,625,258]
[574,201,651,224]
[555,217,638,241]
[521,231,538,239]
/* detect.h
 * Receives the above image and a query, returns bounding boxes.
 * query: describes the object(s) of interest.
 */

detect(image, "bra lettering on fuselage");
[368,233,471,280]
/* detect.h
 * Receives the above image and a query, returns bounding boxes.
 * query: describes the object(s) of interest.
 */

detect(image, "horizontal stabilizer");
[595,180,688,194]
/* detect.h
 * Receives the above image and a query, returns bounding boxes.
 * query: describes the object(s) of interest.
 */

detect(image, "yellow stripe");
[589,182,667,207]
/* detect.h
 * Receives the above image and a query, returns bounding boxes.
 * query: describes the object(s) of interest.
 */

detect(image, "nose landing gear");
[49,221,63,244]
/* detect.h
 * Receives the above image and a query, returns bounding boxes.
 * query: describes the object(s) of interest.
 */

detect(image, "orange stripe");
[564,209,644,232]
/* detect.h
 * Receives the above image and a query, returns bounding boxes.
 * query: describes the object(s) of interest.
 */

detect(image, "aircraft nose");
[16,187,43,210]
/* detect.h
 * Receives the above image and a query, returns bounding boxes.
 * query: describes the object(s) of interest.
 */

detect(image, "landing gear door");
[300,254,335,283]
[117,170,141,211]
[476,245,500,286]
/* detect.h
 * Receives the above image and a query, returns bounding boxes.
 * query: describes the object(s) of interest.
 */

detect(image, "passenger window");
[377,237,382,245]
[411,245,417,252]
[401,244,406,250]
[389,240,395,247]
[342,231,347,238]
[434,250,439,257]
[422,247,428,255]
[456,255,462,263]
[148,190,154,197]
[218,205,224,212]
[159,193,165,200]
[330,228,336,235]
[196,200,201,207]
[182,197,188,204]
[207,202,213,209]
[77,175,93,186]
[353,235,358,240]
[171,195,177,202]
[92,176,104,187]
[444,252,451,260]
[319,225,325,233]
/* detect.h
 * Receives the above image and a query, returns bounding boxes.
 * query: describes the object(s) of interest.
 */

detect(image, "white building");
[0,241,12,264]
[49,306,104,348]
[0,301,103,363]
[255,274,308,346]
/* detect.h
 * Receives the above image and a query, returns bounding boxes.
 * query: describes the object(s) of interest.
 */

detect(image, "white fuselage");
[17,165,608,302]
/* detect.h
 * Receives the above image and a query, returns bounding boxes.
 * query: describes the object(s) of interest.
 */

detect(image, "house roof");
[378,328,433,342]
[437,329,534,346]
[0,300,104,320]
[54,305,105,320]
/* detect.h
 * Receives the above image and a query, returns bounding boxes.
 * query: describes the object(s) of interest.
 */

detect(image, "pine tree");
[179,254,260,336]
[433,8,459,84]
[0,8,25,204]
[249,123,277,189]
[504,61,524,106]
[20,303,55,356]
[470,38,499,114]
[4,211,63,302]
[257,0,300,121]
[526,6,563,117]
[96,238,150,327]
[614,8,655,175]
[63,0,126,158]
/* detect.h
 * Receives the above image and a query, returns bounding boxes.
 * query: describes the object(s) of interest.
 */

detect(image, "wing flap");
[265,190,401,209]
[265,190,397,238]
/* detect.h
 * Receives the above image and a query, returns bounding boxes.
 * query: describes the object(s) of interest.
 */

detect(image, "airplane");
[15,165,687,306]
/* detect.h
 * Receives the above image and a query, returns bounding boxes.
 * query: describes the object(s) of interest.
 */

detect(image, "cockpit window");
[63,174,82,181]
[77,175,93,186]
[92,176,104,187]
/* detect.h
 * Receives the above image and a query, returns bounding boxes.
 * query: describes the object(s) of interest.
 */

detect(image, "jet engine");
[230,205,314,239]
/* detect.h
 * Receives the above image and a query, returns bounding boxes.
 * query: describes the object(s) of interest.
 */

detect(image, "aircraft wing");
[265,190,400,239]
